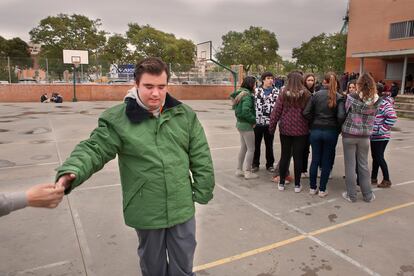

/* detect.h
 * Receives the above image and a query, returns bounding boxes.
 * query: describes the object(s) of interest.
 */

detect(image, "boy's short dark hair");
[261,71,274,82]
[134,57,170,84]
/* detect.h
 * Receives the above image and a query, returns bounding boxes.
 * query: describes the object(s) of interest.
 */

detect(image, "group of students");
[231,70,397,203]
[40,92,63,103]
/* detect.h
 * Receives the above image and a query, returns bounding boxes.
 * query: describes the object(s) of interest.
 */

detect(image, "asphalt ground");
[0,100,413,276]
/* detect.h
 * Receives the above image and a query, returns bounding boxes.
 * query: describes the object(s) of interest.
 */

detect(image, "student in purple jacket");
[269,72,311,193]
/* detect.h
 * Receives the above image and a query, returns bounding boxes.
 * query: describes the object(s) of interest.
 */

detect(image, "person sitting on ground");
[40,93,50,103]
[51,92,63,103]
[0,183,65,217]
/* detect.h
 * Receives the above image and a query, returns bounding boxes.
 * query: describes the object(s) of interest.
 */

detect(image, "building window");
[385,63,403,80]
[389,20,414,39]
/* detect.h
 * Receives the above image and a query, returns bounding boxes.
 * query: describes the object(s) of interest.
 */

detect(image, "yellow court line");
[193,200,414,272]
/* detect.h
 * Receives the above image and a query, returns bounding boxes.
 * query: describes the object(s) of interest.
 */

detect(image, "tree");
[215,26,280,72]
[0,36,31,81]
[126,23,195,71]
[292,33,347,73]
[100,34,131,65]
[29,14,107,80]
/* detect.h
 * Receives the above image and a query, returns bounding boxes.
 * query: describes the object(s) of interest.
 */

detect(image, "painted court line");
[193,184,414,274]
[14,260,71,275]
[0,161,60,170]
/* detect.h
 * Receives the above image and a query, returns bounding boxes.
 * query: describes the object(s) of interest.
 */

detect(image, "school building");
[345,0,414,94]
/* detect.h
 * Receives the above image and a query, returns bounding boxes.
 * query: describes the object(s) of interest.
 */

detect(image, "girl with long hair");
[301,73,316,178]
[269,72,311,192]
[342,73,381,202]
[230,76,259,179]
[303,72,345,197]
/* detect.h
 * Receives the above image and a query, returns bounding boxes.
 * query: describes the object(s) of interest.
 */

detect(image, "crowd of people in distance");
[231,70,398,203]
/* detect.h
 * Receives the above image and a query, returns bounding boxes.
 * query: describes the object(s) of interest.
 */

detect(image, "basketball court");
[1,99,414,275]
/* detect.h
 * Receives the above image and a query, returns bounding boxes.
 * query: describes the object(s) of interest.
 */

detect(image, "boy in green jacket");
[55,57,215,276]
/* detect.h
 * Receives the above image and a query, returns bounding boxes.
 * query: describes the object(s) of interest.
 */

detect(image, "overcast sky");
[0,0,348,60]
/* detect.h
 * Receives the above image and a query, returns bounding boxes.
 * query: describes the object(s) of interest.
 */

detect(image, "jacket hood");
[230,88,251,105]
[124,87,181,124]
[347,93,381,111]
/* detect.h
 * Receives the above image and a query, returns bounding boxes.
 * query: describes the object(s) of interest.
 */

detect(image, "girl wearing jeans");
[342,73,381,202]
[269,72,311,192]
[230,76,258,180]
[370,90,397,188]
[303,72,346,197]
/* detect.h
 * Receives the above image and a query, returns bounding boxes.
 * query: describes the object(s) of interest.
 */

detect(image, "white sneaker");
[235,169,244,177]
[278,184,285,191]
[365,193,376,203]
[301,172,309,178]
[309,188,318,195]
[318,191,328,198]
[294,185,302,193]
[244,171,259,180]
[342,191,354,202]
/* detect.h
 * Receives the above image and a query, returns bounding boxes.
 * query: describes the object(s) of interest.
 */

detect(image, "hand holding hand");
[55,173,76,190]
[26,183,65,208]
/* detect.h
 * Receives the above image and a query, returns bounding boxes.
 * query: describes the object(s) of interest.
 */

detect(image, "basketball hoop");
[71,56,81,68]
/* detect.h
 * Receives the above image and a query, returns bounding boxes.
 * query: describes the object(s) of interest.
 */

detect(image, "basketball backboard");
[196,41,212,62]
[63,50,89,64]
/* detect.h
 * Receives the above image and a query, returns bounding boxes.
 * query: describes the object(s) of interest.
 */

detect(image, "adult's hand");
[26,183,65,208]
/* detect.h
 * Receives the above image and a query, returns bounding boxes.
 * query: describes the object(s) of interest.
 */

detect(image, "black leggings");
[370,140,390,181]
[279,134,308,186]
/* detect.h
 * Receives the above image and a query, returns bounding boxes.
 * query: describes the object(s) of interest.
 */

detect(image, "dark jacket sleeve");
[303,95,314,122]
[269,94,283,133]
[336,95,346,126]
[188,112,215,204]
[55,116,122,194]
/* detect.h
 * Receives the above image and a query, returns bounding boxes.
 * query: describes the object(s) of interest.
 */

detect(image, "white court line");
[216,183,380,276]
[48,118,96,276]
[14,260,71,275]
[289,198,337,213]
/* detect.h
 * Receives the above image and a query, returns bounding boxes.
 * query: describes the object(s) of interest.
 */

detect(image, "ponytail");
[326,73,337,109]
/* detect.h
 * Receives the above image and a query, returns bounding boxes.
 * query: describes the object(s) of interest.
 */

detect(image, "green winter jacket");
[55,93,215,230]
[230,87,256,131]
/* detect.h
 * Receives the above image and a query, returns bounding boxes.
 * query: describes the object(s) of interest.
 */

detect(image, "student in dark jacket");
[301,73,316,178]
[269,72,311,192]
[303,72,346,197]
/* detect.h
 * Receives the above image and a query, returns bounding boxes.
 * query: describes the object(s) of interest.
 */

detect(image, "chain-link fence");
[0,57,235,85]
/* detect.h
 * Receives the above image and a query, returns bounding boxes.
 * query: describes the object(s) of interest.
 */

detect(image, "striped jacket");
[370,96,397,141]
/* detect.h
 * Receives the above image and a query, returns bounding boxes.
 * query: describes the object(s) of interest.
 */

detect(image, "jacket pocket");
[123,175,147,211]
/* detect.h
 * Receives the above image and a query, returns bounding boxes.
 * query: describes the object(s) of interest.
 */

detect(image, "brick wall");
[0,84,235,102]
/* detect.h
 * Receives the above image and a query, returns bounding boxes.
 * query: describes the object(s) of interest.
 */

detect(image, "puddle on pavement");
[31,140,52,144]
[55,106,72,109]
[30,155,52,160]
[0,159,16,168]
[0,141,11,144]
[21,127,51,135]
[328,214,338,223]
[0,129,9,132]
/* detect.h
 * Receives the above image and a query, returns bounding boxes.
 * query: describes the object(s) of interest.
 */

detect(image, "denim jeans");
[309,129,339,192]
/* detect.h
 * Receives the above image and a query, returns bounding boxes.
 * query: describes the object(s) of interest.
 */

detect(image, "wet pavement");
[0,100,414,276]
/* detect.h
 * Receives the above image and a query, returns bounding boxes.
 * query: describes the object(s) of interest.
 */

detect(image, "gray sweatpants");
[342,137,374,202]
[237,129,255,171]
[135,217,196,276]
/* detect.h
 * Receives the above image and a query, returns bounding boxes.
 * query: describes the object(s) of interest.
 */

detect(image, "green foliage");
[292,33,347,73]
[216,26,280,72]
[0,36,31,81]
[29,14,107,79]
[100,34,131,64]
[126,23,195,71]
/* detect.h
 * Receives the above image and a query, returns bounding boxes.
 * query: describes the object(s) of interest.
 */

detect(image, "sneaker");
[301,172,309,178]
[244,171,259,180]
[235,169,244,177]
[356,185,361,192]
[309,188,318,195]
[251,167,259,173]
[371,178,378,185]
[365,193,376,203]
[294,185,302,193]
[328,173,332,179]
[278,184,285,191]
[266,166,275,173]
[285,175,294,184]
[342,191,354,202]
[318,190,328,198]
[271,176,279,183]
[377,180,391,188]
